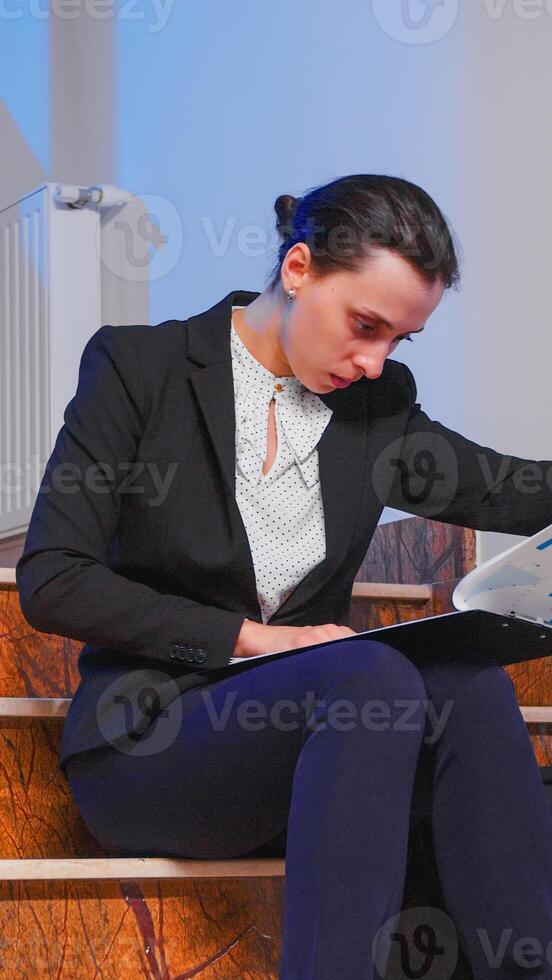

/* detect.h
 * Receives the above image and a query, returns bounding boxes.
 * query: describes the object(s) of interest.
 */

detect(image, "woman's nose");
[352,340,390,381]
[353,354,387,381]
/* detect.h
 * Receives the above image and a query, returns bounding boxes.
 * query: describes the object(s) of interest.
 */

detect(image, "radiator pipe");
[54,184,134,210]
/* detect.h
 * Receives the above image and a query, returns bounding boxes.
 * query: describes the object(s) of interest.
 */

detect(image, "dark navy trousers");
[64,638,552,979]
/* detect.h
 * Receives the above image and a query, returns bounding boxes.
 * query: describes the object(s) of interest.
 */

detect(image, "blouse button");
[274,383,283,392]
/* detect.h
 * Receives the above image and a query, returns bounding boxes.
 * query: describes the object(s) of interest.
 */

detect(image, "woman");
[16,174,552,979]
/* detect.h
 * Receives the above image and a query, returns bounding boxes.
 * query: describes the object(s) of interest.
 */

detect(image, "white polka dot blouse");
[230,306,334,624]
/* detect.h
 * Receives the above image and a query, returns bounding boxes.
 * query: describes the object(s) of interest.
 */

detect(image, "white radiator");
[0,181,137,540]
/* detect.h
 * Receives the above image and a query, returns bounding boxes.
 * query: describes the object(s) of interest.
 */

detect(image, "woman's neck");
[231,296,295,377]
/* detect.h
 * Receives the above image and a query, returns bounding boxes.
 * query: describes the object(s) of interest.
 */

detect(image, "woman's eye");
[357,321,415,343]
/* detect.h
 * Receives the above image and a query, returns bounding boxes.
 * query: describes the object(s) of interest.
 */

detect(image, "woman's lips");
[329,373,353,388]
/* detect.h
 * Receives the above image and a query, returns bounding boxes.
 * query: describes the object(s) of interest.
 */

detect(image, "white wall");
[420,2,552,562]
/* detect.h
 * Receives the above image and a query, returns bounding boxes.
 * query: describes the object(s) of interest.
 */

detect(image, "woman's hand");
[232,618,357,658]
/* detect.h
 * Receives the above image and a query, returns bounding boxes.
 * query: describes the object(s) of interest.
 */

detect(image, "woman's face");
[280,245,446,394]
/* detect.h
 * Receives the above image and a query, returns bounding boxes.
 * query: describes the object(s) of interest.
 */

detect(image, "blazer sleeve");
[384,363,552,535]
[15,325,247,671]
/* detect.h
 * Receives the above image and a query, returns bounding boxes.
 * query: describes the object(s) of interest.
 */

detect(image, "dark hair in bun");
[274,194,299,239]
[267,174,461,294]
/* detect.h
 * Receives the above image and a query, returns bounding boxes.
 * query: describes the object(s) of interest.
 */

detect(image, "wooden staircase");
[1,517,551,978]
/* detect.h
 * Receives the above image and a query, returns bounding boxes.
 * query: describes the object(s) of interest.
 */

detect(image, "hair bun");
[274,194,298,233]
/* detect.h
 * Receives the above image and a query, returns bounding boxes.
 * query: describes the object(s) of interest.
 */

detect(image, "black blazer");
[15,288,552,774]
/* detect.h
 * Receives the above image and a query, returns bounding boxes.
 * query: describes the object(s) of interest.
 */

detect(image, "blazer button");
[170,641,208,665]
[170,642,190,662]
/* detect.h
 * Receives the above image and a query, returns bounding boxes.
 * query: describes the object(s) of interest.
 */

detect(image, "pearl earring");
[286,288,296,302]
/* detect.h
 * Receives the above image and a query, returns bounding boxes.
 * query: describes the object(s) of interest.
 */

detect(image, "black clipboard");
[212,608,552,679]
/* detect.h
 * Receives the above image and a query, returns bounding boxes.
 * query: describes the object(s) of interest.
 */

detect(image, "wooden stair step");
[1,696,551,724]
[0,874,286,978]
[0,696,72,717]
[353,582,432,600]
[0,856,286,880]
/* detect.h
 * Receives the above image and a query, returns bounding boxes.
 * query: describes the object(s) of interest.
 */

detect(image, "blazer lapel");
[186,290,259,500]
[185,288,380,623]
